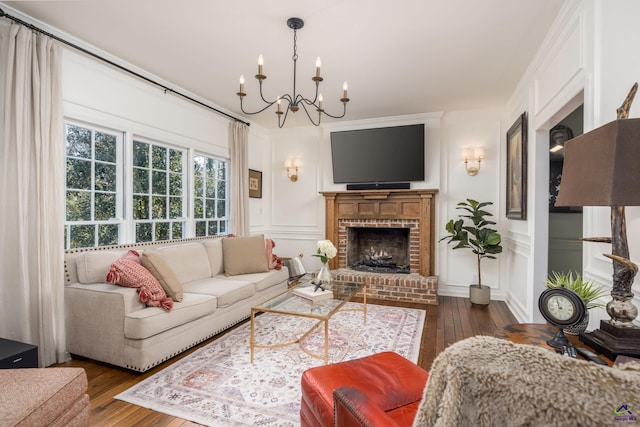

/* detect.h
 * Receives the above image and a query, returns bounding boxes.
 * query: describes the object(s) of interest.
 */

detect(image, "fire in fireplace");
[347,227,410,274]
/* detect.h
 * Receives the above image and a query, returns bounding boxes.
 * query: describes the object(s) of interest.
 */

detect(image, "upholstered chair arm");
[333,386,400,427]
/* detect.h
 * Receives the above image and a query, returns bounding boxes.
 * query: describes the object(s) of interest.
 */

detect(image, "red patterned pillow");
[106,250,173,311]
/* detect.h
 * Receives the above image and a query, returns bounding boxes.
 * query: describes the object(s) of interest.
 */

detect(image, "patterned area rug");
[116,302,425,426]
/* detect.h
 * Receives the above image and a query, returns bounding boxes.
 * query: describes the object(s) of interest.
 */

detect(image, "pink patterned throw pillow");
[106,250,173,311]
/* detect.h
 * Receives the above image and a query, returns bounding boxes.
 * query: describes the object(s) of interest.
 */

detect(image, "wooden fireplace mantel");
[320,189,438,276]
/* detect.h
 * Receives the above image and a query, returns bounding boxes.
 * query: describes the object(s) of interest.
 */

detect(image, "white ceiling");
[2,0,565,129]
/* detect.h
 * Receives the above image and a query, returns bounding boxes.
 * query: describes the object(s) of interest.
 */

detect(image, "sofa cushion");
[224,269,289,292]
[222,235,270,276]
[203,238,225,276]
[106,250,173,311]
[141,250,184,302]
[76,250,127,284]
[157,243,212,283]
[124,293,218,339]
[182,277,255,307]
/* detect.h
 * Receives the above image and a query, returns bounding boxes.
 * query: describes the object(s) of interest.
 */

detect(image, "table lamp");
[555,109,640,359]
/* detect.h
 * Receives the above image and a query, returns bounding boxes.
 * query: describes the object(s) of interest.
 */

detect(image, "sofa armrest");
[333,386,399,427]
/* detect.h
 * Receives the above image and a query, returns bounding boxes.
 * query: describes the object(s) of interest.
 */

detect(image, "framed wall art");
[249,169,262,199]
[506,112,527,220]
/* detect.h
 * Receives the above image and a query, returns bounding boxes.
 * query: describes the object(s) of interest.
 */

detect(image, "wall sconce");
[462,147,484,176]
[284,159,301,182]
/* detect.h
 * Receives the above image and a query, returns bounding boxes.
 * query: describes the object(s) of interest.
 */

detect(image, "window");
[194,154,228,237]
[132,140,185,242]
[64,121,230,249]
[65,123,122,249]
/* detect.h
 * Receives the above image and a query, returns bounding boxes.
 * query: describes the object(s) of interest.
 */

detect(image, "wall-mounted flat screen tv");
[330,124,425,184]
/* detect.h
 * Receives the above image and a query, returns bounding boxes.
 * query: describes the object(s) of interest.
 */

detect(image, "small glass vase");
[316,262,334,290]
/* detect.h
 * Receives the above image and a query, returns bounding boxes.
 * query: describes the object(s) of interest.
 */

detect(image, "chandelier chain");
[292,29,298,61]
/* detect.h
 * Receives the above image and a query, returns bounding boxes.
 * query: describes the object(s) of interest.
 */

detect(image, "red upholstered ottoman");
[300,351,428,427]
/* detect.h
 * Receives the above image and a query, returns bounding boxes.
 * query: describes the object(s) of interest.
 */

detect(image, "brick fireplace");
[321,189,438,305]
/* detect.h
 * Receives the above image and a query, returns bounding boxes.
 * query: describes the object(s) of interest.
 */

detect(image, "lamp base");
[579,320,640,360]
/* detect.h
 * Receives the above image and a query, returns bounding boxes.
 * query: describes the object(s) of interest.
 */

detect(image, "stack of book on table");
[293,285,334,301]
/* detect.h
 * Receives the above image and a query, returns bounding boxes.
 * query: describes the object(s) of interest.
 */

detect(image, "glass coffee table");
[250,280,366,364]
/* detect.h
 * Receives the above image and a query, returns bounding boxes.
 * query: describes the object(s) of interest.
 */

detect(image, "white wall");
[438,109,504,298]
[62,51,231,158]
[503,0,640,326]
[257,111,505,289]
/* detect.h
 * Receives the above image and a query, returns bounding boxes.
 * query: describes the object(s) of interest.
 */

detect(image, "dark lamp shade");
[555,118,640,207]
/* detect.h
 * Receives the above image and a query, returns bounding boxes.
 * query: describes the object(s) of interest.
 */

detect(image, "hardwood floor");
[56,296,518,426]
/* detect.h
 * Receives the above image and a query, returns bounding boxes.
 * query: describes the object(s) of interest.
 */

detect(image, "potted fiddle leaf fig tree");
[441,199,503,305]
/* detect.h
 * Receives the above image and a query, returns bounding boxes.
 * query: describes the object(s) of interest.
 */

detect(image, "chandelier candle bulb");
[258,55,264,75]
[316,57,321,78]
[277,98,281,113]
[239,75,245,94]
[318,94,323,109]
[343,82,348,99]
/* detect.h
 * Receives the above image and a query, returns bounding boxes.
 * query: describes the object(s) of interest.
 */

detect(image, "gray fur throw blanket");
[413,336,640,427]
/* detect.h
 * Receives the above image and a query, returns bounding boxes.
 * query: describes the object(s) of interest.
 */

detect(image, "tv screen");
[330,124,425,184]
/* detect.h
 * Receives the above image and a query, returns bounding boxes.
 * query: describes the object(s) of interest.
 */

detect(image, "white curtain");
[0,24,67,366]
[229,121,249,236]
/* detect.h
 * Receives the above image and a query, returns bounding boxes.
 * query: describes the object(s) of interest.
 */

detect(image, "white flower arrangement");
[313,240,337,264]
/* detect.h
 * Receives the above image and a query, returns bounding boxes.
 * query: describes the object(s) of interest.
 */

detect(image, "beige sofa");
[63,235,288,372]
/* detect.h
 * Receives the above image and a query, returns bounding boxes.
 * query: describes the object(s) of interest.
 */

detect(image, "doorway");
[548,105,584,277]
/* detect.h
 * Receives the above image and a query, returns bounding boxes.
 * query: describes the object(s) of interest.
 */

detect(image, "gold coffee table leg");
[363,285,367,323]
[324,319,329,365]
[250,308,255,363]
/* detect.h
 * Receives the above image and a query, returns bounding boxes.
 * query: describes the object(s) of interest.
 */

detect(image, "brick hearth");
[333,268,438,305]
[321,189,438,305]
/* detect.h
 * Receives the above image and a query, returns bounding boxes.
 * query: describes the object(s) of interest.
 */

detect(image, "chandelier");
[236,17,350,128]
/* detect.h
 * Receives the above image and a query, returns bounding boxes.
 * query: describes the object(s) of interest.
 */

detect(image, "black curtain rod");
[0,8,250,126]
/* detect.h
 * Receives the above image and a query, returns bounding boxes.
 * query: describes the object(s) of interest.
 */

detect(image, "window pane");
[152,145,166,170]
[172,222,183,239]
[194,198,203,218]
[205,199,215,218]
[195,221,206,237]
[69,224,95,248]
[152,171,167,195]
[169,149,182,173]
[194,173,203,196]
[66,191,91,221]
[95,193,116,220]
[155,222,169,241]
[169,197,182,219]
[133,195,149,219]
[95,132,116,162]
[152,196,167,219]
[208,221,218,236]
[206,158,215,178]
[66,158,92,190]
[98,224,119,246]
[133,168,149,194]
[217,200,226,218]
[217,180,226,199]
[218,161,227,180]
[95,163,116,192]
[219,221,227,234]
[206,178,216,198]
[169,173,182,196]
[65,125,91,158]
[133,141,149,167]
[136,222,152,242]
